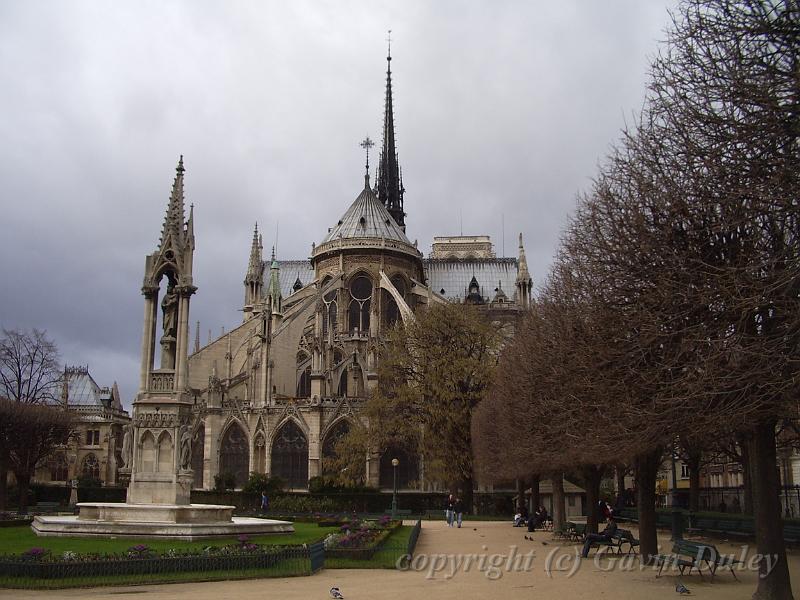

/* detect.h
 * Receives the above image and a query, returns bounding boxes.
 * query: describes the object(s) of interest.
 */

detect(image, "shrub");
[213,472,237,492]
[242,473,286,494]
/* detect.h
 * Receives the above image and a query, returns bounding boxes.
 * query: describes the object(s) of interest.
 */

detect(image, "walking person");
[261,490,269,513]
[444,494,455,527]
[454,497,464,528]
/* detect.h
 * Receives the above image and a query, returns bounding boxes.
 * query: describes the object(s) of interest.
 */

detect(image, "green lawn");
[0,522,337,556]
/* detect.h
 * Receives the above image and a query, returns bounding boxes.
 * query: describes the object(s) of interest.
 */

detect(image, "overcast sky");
[0,0,678,408]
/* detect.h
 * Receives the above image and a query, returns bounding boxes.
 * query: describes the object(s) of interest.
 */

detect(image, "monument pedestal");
[32,502,293,540]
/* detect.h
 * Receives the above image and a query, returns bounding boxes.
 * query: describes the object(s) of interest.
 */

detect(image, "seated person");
[513,504,528,527]
[528,505,548,532]
[581,516,618,558]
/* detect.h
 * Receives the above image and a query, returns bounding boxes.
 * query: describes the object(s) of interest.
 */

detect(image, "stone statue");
[180,427,192,471]
[120,424,133,469]
[161,284,178,339]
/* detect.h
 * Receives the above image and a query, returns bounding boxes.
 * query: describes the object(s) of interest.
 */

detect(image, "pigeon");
[330,587,344,599]
[541,541,548,545]
[675,583,690,595]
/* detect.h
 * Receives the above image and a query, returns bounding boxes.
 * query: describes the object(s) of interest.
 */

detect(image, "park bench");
[580,527,639,556]
[655,539,741,580]
[784,523,800,544]
[32,502,63,514]
[614,528,640,555]
[687,516,752,538]
[569,522,587,542]
[552,522,575,540]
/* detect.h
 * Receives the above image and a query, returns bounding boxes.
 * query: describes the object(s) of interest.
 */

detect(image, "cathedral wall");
[187,324,253,391]
[271,299,317,398]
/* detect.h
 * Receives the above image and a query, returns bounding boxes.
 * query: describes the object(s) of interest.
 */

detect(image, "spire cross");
[360,136,374,174]
[387,29,392,59]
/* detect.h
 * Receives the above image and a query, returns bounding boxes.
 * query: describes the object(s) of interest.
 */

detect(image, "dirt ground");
[3,520,799,600]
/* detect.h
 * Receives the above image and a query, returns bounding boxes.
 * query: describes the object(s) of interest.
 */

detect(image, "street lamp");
[670,441,683,541]
[391,458,400,520]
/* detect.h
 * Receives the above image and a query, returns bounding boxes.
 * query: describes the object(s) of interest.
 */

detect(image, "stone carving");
[179,426,192,471]
[120,424,133,469]
[161,284,179,339]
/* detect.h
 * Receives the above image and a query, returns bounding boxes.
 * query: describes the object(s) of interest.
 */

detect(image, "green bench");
[784,523,800,544]
[32,501,64,514]
[655,539,741,580]
[552,521,577,540]
[579,527,640,556]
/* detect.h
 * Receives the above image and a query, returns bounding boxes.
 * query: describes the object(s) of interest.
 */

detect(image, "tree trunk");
[530,474,541,514]
[685,449,702,513]
[0,452,8,511]
[635,448,662,564]
[551,472,566,532]
[582,465,603,534]
[515,478,525,512]
[689,468,700,513]
[746,421,794,600]
[458,476,474,516]
[615,464,627,508]
[16,473,30,514]
[740,439,754,515]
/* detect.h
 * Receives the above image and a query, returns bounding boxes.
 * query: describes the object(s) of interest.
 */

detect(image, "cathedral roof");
[321,175,412,246]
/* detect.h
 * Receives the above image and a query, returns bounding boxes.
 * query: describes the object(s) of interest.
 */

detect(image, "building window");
[348,275,372,333]
[568,495,575,507]
[50,453,69,481]
[81,453,100,479]
[680,464,690,479]
[85,429,100,446]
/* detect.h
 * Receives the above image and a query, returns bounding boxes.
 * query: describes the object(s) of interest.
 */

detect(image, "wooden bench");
[655,539,741,580]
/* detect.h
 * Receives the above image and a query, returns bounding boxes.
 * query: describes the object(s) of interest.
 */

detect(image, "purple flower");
[238,534,250,545]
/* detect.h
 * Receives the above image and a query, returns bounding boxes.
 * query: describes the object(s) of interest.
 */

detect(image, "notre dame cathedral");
[129,49,533,493]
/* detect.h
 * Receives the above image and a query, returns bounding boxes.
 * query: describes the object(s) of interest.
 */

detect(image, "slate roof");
[425,257,519,303]
[321,177,411,246]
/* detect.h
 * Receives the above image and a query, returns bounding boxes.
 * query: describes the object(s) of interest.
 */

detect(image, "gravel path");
[3,520,798,600]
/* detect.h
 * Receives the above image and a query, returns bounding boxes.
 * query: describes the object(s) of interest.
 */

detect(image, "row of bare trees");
[475,1,798,598]
[0,328,73,510]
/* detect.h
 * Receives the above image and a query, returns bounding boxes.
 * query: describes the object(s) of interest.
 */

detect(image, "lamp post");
[391,458,399,520]
[670,441,683,541]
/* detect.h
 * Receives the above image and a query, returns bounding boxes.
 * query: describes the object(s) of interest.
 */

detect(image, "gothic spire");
[376,35,405,230]
[246,223,263,279]
[159,155,186,251]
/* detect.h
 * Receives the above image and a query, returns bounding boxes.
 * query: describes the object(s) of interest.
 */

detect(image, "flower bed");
[323,515,400,560]
[0,536,308,581]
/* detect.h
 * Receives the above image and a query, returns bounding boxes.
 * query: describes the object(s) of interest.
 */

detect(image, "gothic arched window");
[82,453,100,480]
[297,366,311,397]
[322,289,338,336]
[271,420,309,489]
[348,275,372,333]
[322,420,351,477]
[51,452,68,482]
[220,423,249,489]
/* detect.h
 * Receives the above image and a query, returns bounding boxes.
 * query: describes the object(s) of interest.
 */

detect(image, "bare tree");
[0,328,62,510]
[0,400,73,511]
